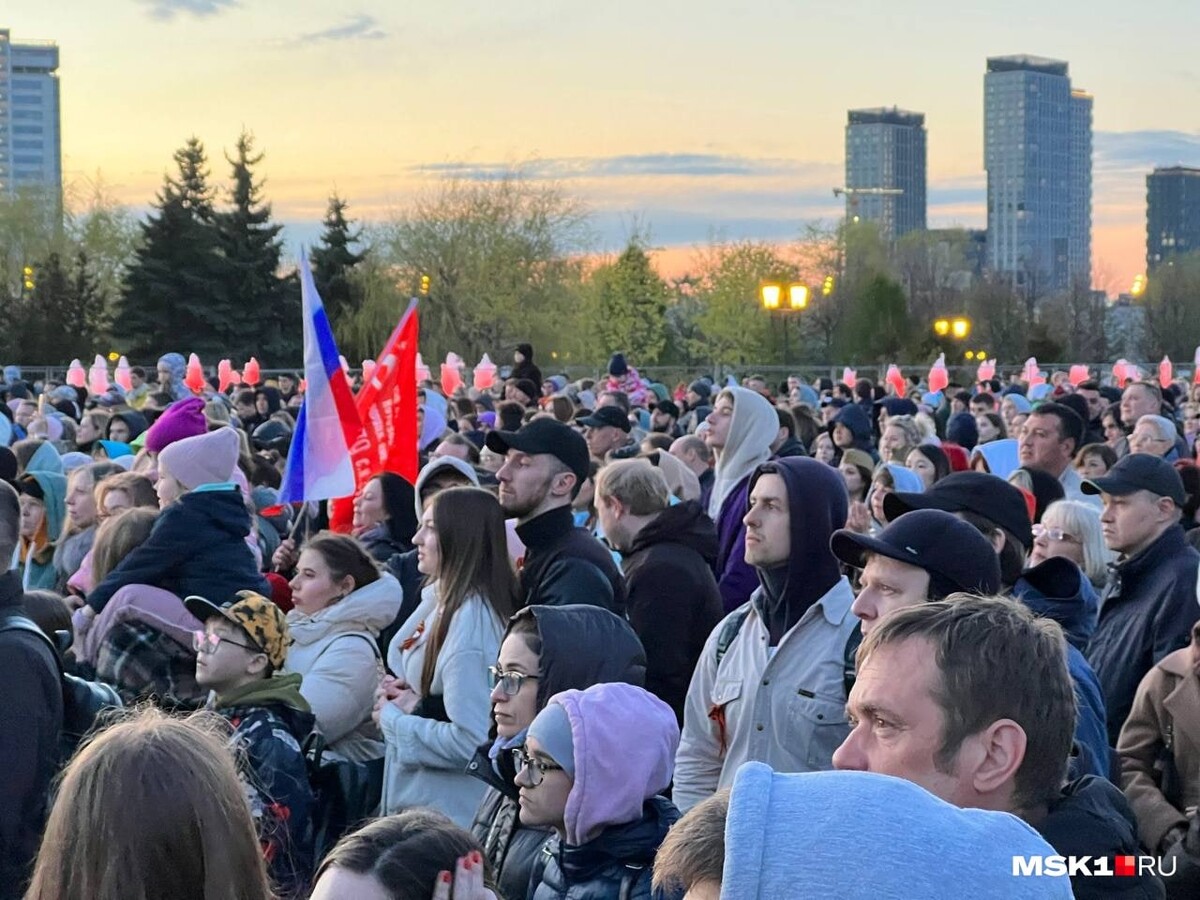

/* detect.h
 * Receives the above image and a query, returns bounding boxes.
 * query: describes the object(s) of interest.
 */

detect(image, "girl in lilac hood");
[518,683,682,900]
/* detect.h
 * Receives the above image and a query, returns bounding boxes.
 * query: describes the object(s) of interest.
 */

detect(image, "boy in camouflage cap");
[186,590,316,898]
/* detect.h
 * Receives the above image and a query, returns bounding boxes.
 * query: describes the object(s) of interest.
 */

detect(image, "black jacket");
[772,436,809,459]
[468,605,647,900]
[87,488,270,613]
[517,506,626,616]
[1037,775,1165,899]
[621,501,724,724]
[1085,525,1200,746]
[530,797,681,900]
[0,571,62,900]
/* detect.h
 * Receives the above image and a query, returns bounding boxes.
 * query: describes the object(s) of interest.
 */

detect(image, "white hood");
[288,571,403,645]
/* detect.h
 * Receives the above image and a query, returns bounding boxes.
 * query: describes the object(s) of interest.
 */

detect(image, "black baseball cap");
[485,418,590,486]
[576,406,631,433]
[883,471,1033,549]
[1082,453,1187,506]
[831,509,1002,601]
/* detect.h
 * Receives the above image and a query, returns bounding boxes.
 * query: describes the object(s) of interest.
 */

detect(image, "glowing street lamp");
[934,316,971,340]
[1131,274,1147,298]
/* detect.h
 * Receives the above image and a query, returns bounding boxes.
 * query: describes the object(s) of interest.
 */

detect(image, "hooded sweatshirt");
[1013,557,1110,780]
[467,604,647,900]
[511,344,543,392]
[157,353,190,402]
[722,763,1072,899]
[709,387,777,613]
[529,683,680,900]
[828,402,877,462]
[19,470,66,591]
[25,441,63,476]
[106,411,148,443]
[621,500,724,724]
[284,573,401,762]
[673,457,858,812]
[972,438,1020,478]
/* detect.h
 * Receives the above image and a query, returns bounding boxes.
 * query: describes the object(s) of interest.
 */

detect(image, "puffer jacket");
[531,797,681,900]
[283,573,401,761]
[467,605,647,900]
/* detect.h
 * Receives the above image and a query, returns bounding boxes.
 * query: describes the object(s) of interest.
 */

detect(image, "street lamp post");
[933,316,975,361]
[760,281,809,367]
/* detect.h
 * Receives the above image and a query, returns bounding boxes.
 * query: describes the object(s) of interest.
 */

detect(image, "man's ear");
[246,651,270,678]
[968,718,1027,797]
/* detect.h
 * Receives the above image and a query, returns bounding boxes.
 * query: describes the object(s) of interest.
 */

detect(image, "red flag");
[328,301,421,533]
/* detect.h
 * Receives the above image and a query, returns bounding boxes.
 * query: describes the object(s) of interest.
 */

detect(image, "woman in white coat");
[376,486,519,827]
[283,532,401,761]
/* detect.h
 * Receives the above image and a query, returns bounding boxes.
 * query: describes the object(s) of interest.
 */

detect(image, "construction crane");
[832,186,904,222]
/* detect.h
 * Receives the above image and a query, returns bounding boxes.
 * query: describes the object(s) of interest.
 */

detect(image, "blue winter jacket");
[1013,556,1111,780]
[87,487,269,613]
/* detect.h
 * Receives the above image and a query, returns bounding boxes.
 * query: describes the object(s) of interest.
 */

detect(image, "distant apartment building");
[1146,166,1200,271]
[984,55,1092,294]
[0,28,61,198]
[845,107,927,241]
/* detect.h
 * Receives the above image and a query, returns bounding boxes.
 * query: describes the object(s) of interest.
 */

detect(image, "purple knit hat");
[145,398,208,455]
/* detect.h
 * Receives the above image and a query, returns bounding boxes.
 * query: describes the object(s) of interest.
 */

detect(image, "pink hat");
[145,398,207,455]
[158,427,240,490]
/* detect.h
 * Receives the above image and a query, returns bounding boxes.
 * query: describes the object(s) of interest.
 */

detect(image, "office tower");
[0,28,62,198]
[984,55,1092,294]
[1146,167,1200,271]
[845,107,927,240]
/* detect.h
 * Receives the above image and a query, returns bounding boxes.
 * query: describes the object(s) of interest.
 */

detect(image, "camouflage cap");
[185,590,290,670]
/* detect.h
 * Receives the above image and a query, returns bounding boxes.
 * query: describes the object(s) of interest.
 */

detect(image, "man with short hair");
[0,481,62,898]
[770,407,807,458]
[835,595,1162,900]
[969,392,996,417]
[1083,454,1200,746]
[830,509,1001,635]
[1076,380,1107,430]
[1018,402,1099,507]
[595,459,723,724]
[577,406,632,462]
[1121,381,1163,432]
[596,390,630,414]
[674,457,859,811]
[650,400,681,437]
[1128,414,1179,460]
[670,435,715,511]
[488,418,626,614]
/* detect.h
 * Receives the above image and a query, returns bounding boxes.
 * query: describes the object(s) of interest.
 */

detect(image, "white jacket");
[283,573,402,762]
[380,584,504,827]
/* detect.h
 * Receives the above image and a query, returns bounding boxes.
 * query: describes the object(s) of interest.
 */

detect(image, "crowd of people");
[2,345,1200,898]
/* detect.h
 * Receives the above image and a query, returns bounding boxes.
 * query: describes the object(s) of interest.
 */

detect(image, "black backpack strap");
[714,607,751,667]
[618,865,644,900]
[0,610,62,674]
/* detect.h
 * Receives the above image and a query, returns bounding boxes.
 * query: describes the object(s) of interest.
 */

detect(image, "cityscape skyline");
[7,2,1200,295]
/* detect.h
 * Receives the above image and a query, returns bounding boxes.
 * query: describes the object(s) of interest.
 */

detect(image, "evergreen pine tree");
[21,251,73,363]
[311,192,365,328]
[64,249,111,360]
[213,130,297,362]
[114,137,228,360]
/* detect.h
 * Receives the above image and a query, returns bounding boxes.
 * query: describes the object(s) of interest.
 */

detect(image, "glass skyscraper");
[845,107,927,241]
[1147,167,1200,271]
[984,55,1092,294]
[0,28,61,198]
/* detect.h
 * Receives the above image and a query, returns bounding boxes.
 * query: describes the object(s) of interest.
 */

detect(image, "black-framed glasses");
[192,630,262,655]
[488,665,539,697]
[512,746,563,786]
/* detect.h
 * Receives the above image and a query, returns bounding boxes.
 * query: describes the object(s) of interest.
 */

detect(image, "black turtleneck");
[514,505,627,616]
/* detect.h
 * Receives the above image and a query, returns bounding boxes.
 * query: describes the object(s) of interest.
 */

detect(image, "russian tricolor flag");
[280,253,365,503]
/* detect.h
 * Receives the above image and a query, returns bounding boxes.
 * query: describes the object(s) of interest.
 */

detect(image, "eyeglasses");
[487,666,539,697]
[1031,524,1079,543]
[511,747,563,786]
[192,630,262,655]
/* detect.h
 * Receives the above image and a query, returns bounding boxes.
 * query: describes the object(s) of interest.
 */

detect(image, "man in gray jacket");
[673,456,858,812]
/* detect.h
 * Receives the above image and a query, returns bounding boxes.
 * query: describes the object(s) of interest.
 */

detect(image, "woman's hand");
[391,686,420,715]
[272,538,299,573]
[432,851,497,900]
[846,500,871,534]
[72,605,96,644]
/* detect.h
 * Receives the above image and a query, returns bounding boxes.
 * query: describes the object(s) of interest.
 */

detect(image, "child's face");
[194,619,261,692]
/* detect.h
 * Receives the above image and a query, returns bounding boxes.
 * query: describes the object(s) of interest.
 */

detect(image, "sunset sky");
[11,0,1200,294]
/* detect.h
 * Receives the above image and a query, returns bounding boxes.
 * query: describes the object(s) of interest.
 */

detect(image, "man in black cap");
[883,471,1034,588]
[831,508,1002,635]
[487,418,626,615]
[577,406,633,462]
[1082,453,1200,745]
[680,380,713,434]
